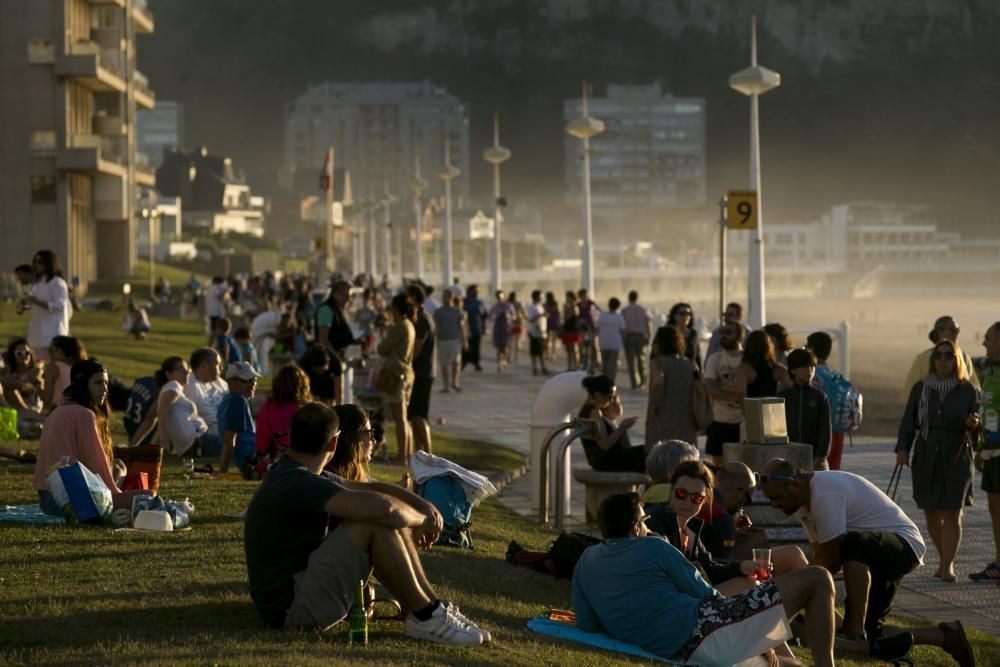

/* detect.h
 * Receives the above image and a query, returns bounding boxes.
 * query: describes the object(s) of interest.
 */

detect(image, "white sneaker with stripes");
[405,603,485,646]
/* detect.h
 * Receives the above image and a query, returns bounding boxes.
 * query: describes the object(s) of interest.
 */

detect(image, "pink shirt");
[255,400,301,452]
[34,403,120,493]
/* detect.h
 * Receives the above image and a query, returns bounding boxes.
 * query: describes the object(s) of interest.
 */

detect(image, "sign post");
[726,190,758,230]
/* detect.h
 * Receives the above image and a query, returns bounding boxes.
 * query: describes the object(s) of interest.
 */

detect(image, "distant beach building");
[563,83,707,223]
[282,81,470,204]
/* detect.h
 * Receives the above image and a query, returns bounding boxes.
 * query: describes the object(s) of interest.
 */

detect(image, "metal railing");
[536,417,599,529]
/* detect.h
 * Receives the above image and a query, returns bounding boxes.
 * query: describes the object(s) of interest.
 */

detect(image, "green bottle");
[348,579,368,646]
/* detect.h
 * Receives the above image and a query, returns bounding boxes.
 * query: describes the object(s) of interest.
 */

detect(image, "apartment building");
[137,99,183,167]
[563,83,706,224]
[282,81,470,206]
[0,0,155,293]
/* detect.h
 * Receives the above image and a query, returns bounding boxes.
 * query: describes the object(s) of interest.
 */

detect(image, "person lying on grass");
[244,402,489,646]
[572,491,842,667]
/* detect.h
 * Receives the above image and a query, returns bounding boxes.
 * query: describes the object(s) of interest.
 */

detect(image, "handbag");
[692,375,714,432]
[886,462,903,501]
[113,445,164,494]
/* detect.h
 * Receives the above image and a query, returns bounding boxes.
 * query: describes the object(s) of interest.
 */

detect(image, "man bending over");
[572,492,837,667]
[244,402,488,646]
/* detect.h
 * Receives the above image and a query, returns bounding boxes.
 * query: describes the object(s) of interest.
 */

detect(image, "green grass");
[88,260,207,300]
[1,307,998,665]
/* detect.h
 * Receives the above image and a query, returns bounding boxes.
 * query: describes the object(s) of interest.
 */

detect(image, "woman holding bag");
[378,293,415,465]
[896,338,979,582]
[34,360,126,516]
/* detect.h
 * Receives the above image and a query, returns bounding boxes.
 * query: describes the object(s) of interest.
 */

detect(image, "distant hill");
[141,0,1000,237]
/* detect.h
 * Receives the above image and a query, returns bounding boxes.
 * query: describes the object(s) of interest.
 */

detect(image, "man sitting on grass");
[244,402,489,646]
[572,492,839,667]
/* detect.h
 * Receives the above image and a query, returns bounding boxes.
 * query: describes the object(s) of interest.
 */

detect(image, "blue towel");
[526,615,683,664]
[0,504,66,524]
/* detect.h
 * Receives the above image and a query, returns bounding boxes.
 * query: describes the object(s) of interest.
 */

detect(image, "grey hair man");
[643,440,699,503]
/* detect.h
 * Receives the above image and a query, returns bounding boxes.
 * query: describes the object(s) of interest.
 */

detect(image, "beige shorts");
[437,338,461,365]
[382,379,412,406]
[284,527,373,629]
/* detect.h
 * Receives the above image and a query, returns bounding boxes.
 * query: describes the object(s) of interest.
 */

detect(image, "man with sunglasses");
[901,315,979,402]
[573,491,838,666]
[759,459,974,665]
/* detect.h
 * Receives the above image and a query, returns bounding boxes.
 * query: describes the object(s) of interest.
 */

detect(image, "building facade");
[282,81,470,206]
[137,99,183,167]
[563,83,706,223]
[0,0,155,293]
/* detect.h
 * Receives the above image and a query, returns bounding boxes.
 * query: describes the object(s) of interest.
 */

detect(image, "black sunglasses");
[757,473,795,485]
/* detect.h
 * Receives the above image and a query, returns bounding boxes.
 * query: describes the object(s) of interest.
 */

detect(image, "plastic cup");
[753,548,772,581]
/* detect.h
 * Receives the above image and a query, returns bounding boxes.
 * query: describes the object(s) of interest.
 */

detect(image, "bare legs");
[565,343,578,371]
[841,560,871,638]
[412,416,432,455]
[774,567,836,667]
[342,521,435,612]
[389,400,410,465]
[989,492,1000,563]
[925,509,963,578]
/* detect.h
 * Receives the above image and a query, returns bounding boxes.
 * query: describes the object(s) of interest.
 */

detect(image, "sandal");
[939,620,976,667]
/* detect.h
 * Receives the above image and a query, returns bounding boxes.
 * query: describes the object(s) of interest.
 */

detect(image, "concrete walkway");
[417,349,1000,637]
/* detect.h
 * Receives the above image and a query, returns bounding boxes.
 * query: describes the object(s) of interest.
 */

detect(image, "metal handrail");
[536,418,598,527]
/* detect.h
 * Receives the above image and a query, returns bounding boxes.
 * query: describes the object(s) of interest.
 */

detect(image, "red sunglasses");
[674,487,706,504]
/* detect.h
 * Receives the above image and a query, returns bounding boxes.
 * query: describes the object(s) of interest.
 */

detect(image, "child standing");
[778,348,832,470]
[233,327,259,373]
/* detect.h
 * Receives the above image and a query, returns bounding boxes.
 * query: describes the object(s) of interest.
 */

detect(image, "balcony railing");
[133,70,155,107]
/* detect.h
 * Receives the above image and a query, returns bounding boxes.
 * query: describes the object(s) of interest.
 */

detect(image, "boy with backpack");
[779,349,832,470]
[807,331,863,470]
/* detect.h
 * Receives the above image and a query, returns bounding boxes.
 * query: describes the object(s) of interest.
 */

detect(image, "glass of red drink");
[753,548,772,582]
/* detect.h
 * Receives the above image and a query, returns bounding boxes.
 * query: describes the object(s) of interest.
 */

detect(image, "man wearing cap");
[901,315,979,401]
[218,361,260,474]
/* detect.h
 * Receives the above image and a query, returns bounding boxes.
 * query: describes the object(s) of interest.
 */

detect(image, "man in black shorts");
[406,284,435,455]
[703,323,744,465]
[244,402,488,645]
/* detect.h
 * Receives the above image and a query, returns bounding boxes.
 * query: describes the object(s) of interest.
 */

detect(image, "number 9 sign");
[726,190,758,230]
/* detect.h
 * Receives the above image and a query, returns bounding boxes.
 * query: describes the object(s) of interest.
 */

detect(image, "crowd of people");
[3,247,999,662]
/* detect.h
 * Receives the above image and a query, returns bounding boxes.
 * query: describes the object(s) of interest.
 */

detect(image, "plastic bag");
[0,407,18,441]
[46,461,113,524]
[132,494,193,529]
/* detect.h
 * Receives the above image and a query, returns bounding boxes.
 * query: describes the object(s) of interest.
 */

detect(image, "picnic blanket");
[527,614,681,664]
[0,504,65,524]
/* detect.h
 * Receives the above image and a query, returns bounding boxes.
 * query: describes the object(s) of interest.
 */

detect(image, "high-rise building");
[138,100,183,167]
[0,0,156,293]
[282,81,470,205]
[563,83,706,224]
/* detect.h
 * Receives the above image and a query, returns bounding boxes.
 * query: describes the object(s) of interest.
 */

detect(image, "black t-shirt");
[244,456,345,627]
[412,308,436,379]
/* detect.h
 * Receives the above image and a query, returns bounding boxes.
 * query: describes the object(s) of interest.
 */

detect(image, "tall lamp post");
[729,14,780,329]
[140,207,158,299]
[565,81,604,297]
[410,156,428,280]
[482,113,511,295]
[438,138,460,291]
[381,179,397,284]
[367,187,378,280]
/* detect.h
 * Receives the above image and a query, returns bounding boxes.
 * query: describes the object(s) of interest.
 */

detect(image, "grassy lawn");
[1,301,998,665]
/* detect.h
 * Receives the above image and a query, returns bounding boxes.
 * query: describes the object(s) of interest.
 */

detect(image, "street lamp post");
[140,207,158,299]
[410,156,428,280]
[565,81,604,297]
[482,113,511,295]
[367,188,377,280]
[729,14,780,329]
[382,179,397,284]
[438,138,461,291]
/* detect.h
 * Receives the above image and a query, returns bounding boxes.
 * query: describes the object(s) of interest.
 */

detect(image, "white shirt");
[183,375,229,434]
[796,471,925,562]
[249,309,281,340]
[596,311,626,351]
[526,302,547,337]
[206,282,229,318]
[28,276,72,350]
[160,380,208,455]
[704,349,743,423]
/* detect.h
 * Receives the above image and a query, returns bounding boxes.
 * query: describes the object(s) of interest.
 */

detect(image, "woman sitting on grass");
[325,404,377,482]
[146,356,208,457]
[34,360,126,516]
[41,335,87,411]
[1,337,46,438]
[256,364,311,455]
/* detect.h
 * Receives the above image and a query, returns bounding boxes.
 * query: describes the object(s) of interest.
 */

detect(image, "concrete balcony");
[56,134,128,179]
[133,70,155,109]
[133,0,155,33]
[135,151,156,187]
[55,42,127,93]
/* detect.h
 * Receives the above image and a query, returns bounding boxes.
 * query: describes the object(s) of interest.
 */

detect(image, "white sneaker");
[405,603,484,646]
[446,602,491,643]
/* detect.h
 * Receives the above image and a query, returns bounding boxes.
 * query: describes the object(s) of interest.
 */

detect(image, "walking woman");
[737,330,781,399]
[544,291,561,361]
[19,249,72,362]
[508,291,527,364]
[378,293,415,465]
[646,325,699,446]
[562,291,581,371]
[668,302,702,370]
[896,338,978,582]
[489,290,514,371]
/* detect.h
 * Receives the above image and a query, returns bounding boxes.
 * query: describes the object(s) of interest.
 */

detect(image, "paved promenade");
[419,350,1000,637]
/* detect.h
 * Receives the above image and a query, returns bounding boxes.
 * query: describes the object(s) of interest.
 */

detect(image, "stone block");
[724,441,814,527]
[571,467,650,525]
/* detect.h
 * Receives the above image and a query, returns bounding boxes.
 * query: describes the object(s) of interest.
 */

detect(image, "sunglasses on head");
[758,473,795,485]
[933,350,955,360]
[674,487,706,504]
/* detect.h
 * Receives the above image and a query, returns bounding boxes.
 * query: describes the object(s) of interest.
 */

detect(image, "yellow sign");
[727,190,758,230]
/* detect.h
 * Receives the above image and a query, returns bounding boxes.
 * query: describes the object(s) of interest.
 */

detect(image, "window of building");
[31,175,57,203]
[31,130,56,154]
[27,38,55,63]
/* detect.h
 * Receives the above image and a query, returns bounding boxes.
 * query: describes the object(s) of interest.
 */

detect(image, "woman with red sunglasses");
[645,460,758,595]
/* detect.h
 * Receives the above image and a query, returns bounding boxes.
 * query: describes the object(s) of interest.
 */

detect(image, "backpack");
[506,532,603,579]
[816,366,863,434]
[416,475,474,549]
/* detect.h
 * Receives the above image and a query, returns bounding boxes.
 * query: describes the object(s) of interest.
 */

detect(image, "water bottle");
[348,579,368,646]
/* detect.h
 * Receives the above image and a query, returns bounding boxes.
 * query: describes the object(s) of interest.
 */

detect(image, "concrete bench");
[572,468,651,524]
